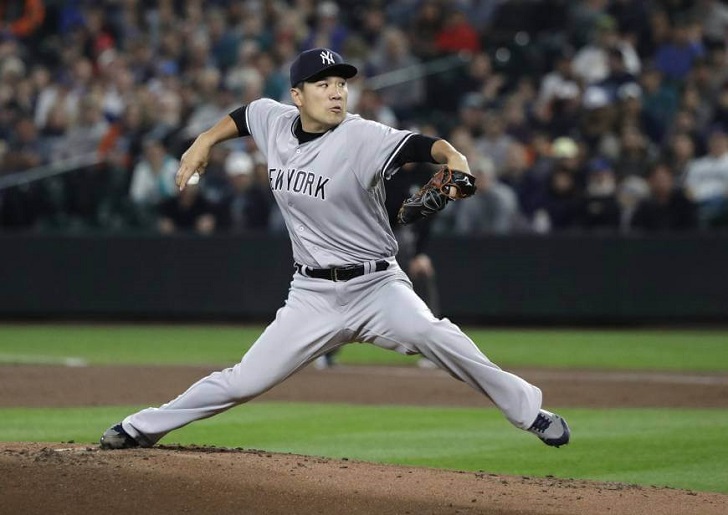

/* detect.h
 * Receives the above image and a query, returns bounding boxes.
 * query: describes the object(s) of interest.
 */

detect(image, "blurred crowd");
[1,0,728,235]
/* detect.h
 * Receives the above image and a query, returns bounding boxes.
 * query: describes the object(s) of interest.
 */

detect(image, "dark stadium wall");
[1,234,727,323]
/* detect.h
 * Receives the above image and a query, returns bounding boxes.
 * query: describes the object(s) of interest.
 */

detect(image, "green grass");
[2,324,727,494]
[1,324,727,371]
[1,404,726,494]
[0,325,260,366]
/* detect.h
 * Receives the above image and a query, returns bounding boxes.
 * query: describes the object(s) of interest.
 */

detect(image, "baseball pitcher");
[100,48,570,450]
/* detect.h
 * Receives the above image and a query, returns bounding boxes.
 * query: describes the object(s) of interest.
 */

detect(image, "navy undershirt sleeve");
[228,106,250,137]
[391,135,440,168]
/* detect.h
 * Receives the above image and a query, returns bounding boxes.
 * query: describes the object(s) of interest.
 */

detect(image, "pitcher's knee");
[228,383,269,403]
[218,368,271,403]
[405,324,437,346]
[415,320,478,355]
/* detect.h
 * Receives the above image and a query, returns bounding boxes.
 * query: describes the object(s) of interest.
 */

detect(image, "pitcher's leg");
[123,294,344,445]
[361,279,541,429]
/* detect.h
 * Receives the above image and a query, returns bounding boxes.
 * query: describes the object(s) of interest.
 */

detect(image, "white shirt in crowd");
[684,151,728,202]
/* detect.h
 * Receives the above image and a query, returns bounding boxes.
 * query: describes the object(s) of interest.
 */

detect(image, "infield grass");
[1,324,727,371]
[0,404,726,494]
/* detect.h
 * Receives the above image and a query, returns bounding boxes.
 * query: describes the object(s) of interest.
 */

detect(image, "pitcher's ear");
[290,85,304,107]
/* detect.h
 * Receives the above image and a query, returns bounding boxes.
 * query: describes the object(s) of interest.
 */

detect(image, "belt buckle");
[333,265,357,282]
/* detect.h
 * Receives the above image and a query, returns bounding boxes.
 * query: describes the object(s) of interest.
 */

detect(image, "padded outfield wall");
[1,234,726,323]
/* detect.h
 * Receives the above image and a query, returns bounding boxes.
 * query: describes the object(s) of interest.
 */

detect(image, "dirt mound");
[2,443,725,515]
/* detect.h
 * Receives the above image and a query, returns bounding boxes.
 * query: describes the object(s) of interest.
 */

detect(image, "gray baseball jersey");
[246,98,409,267]
[118,98,544,448]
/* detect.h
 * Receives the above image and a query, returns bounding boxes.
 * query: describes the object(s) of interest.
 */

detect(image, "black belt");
[295,260,389,282]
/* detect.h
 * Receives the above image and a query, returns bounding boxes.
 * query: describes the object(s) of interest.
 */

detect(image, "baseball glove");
[397,165,477,224]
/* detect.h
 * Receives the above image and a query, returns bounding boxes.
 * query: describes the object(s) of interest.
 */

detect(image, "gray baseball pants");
[122,260,542,446]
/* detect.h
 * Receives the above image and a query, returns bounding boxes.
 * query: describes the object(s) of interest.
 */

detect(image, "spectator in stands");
[568,0,611,49]
[653,17,705,83]
[1,52,27,110]
[182,32,216,80]
[579,86,619,159]
[476,110,514,176]
[680,81,713,133]
[253,52,287,103]
[683,125,728,227]
[616,82,663,145]
[33,71,72,134]
[537,48,578,111]
[667,108,706,157]
[446,125,477,163]
[455,93,485,140]
[98,103,148,168]
[535,80,582,139]
[580,157,621,231]
[607,0,651,55]
[96,108,145,231]
[551,136,583,176]
[703,42,728,101]
[641,8,671,58]
[639,65,680,136]
[542,165,583,233]
[206,7,241,72]
[520,134,578,226]
[448,154,521,235]
[129,138,179,225]
[689,56,722,108]
[617,175,650,231]
[301,1,348,54]
[615,124,656,180]
[1,0,727,237]
[502,95,532,144]
[571,14,640,85]
[710,83,728,133]
[224,40,264,99]
[353,87,397,127]
[500,142,536,221]
[1,115,43,172]
[599,46,639,101]
[631,161,697,232]
[434,7,480,55]
[665,131,697,182]
[52,95,109,162]
[222,150,272,233]
[407,0,443,60]
[368,27,424,121]
[690,0,728,44]
[180,68,236,143]
[358,5,387,49]
[500,141,530,188]
[0,0,44,40]
[157,182,216,235]
[451,51,504,112]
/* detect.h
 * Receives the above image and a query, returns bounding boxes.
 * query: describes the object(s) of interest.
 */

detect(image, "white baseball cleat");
[527,409,571,448]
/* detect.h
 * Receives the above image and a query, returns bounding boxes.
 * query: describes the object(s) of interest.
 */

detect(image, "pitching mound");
[2,443,726,515]
[3,364,728,514]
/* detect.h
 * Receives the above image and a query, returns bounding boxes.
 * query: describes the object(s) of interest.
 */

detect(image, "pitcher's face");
[291,76,348,133]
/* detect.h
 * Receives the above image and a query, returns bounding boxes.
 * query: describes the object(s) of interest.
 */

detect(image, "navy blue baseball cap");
[289,48,358,87]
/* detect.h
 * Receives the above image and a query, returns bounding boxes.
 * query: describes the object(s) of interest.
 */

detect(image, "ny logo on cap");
[320,50,335,65]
